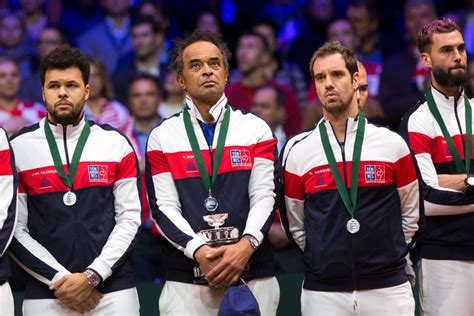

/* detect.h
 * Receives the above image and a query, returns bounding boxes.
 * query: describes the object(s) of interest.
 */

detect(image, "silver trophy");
[197,213,239,247]
[193,213,240,283]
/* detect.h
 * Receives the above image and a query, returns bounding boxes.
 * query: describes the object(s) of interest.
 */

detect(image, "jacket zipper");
[453,97,466,154]
[330,119,358,296]
[63,125,86,270]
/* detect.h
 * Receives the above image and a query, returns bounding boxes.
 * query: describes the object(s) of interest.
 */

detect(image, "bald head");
[357,61,368,109]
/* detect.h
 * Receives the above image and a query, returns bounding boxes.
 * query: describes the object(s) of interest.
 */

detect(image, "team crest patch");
[230,149,251,167]
[39,176,52,189]
[365,165,385,183]
[88,165,108,182]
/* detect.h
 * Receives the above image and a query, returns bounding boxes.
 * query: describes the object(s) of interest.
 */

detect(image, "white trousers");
[0,282,14,316]
[22,287,140,316]
[419,258,474,316]
[301,281,414,316]
[159,277,280,316]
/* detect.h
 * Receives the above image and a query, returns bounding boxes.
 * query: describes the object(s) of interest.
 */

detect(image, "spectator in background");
[84,59,131,133]
[347,0,385,99]
[20,0,48,41]
[0,11,34,81]
[252,20,307,109]
[77,0,133,74]
[0,57,45,135]
[226,31,301,136]
[195,10,221,36]
[327,18,359,51]
[127,74,165,284]
[113,16,168,105]
[20,24,68,103]
[135,0,175,49]
[379,0,436,130]
[287,0,334,82]
[158,69,185,119]
[251,85,287,153]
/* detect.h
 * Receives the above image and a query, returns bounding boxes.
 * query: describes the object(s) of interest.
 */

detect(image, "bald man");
[357,61,385,122]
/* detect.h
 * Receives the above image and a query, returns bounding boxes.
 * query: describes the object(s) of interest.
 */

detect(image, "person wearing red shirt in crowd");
[0,57,45,135]
[226,31,301,136]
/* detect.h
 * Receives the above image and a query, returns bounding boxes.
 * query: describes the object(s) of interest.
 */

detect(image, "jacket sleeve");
[0,128,17,257]
[243,121,277,244]
[278,133,310,251]
[404,110,474,216]
[146,127,207,260]
[87,136,142,281]
[393,136,419,244]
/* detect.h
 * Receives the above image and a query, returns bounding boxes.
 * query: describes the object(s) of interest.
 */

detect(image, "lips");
[55,101,73,107]
[201,80,217,86]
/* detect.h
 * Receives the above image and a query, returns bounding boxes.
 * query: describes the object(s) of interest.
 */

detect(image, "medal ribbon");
[319,112,366,217]
[44,119,91,189]
[183,105,230,193]
[426,89,472,174]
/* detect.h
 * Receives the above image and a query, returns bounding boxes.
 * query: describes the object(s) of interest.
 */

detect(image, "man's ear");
[421,52,432,68]
[352,71,359,91]
[84,84,90,101]
[176,74,186,91]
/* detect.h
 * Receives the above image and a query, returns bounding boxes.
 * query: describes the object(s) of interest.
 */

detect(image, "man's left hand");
[50,272,94,305]
[205,238,255,286]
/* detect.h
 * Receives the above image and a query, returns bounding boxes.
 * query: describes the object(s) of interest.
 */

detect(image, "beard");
[48,103,84,125]
[432,64,468,87]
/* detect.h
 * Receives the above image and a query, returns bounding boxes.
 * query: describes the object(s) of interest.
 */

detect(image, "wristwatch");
[465,175,474,192]
[243,235,259,250]
[83,269,101,287]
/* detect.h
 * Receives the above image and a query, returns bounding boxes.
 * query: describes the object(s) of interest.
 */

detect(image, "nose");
[58,85,67,97]
[325,77,334,90]
[202,63,213,75]
[453,48,462,62]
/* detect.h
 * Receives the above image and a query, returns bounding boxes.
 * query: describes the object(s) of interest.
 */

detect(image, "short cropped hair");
[309,41,358,79]
[40,47,90,86]
[131,15,162,35]
[171,31,231,77]
[128,73,160,93]
[417,18,461,53]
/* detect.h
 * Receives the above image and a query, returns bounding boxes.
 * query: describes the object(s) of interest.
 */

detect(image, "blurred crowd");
[1,0,474,284]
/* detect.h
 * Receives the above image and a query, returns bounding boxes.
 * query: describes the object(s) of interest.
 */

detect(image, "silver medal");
[346,218,360,234]
[204,196,218,212]
[63,191,77,206]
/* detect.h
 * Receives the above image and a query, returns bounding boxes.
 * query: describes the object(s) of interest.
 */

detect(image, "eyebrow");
[47,80,80,85]
[189,57,221,63]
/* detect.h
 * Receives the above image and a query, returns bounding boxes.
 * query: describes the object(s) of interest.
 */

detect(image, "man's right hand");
[61,289,103,313]
[194,245,222,281]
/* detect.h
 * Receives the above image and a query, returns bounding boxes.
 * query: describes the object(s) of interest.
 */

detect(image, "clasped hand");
[50,272,103,313]
[195,239,255,287]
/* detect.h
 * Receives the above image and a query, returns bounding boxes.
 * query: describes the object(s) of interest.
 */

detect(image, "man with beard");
[280,41,419,314]
[9,47,141,315]
[400,18,474,315]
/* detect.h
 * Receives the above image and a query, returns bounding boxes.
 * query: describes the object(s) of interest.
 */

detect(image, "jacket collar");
[44,113,87,139]
[321,112,364,140]
[430,85,465,111]
[185,93,227,123]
